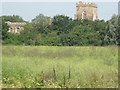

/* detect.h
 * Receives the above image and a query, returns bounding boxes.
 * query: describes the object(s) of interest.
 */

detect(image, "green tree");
[19,23,42,45]
[51,15,73,34]
[1,17,9,41]
[3,33,22,45]
[104,15,119,45]
[92,20,107,45]
[1,15,25,44]
[68,25,101,46]
[2,15,25,22]
[32,14,51,34]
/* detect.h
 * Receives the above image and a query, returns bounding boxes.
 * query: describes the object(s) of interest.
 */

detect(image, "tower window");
[82,11,87,19]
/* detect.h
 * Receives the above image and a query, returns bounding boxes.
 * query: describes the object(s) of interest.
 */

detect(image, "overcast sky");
[1,1,118,22]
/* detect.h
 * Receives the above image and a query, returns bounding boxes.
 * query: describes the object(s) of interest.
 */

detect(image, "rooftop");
[5,21,26,27]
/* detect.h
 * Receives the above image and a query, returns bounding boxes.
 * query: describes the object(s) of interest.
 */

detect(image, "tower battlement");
[76,1,97,8]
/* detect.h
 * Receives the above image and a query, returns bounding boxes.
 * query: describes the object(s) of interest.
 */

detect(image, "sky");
[1,1,118,22]
[118,1,120,15]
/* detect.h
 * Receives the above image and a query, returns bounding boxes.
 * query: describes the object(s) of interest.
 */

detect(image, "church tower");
[75,1,98,21]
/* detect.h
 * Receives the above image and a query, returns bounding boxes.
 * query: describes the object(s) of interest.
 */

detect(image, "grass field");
[2,46,118,88]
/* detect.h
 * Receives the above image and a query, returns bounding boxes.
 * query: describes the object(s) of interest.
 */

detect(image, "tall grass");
[2,46,118,88]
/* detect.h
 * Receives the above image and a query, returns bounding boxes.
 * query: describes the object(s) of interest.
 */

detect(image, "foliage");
[1,15,25,44]
[1,14,119,46]
[32,14,51,34]
[50,15,73,34]
[2,15,25,22]
[19,23,41,45]
[104,15,119,45]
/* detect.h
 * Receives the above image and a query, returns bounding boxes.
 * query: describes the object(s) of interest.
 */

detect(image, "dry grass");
[2,46,118,88]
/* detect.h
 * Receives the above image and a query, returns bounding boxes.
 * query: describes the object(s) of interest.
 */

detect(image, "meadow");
[2,46,118,88]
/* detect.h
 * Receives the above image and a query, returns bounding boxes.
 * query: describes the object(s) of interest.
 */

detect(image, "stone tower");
[75,1,98,21]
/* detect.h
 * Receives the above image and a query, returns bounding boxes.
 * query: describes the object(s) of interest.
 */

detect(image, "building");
[75,1,98,21]
[5,21,26,34]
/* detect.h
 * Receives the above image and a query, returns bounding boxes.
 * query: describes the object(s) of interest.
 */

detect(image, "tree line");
[1,14,119,46]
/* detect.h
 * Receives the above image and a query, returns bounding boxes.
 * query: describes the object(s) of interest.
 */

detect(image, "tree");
[2,15,25,22]
[3,33,22,45]
[32,14,51,34]
[19,23,42,45]
[92,20,107,45]
[1,15,25,44]
[51,15,73,34]
[118,15,120,45]
[68,25,102,46]
[0,17,9,41]
[2,14,118,46]
[104,15,119,45]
